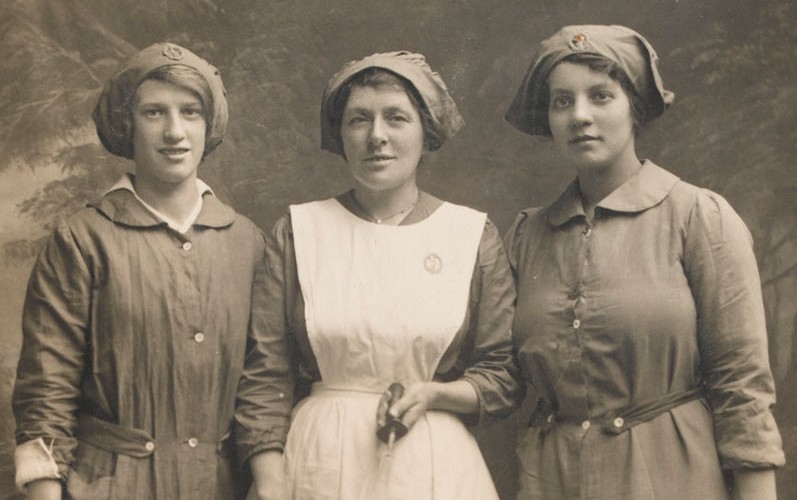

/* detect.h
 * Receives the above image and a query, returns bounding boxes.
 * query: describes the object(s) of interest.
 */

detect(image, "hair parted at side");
[93,42,228,160]
[534,53,649,137]
[329,67,443,155]
[320,51,464,157]
[505,25,673,136]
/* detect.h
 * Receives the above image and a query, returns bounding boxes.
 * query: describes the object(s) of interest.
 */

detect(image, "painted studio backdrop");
[0,0,794,498]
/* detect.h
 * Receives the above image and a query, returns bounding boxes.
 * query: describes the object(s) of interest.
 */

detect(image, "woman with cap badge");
[504,25,784,499]
[12,43,293,499]
[237,51,520,499]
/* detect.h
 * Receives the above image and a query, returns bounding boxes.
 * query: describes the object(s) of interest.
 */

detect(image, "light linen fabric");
[285,199,498,500]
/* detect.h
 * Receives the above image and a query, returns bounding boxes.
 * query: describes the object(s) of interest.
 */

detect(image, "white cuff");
[15,437,62,492]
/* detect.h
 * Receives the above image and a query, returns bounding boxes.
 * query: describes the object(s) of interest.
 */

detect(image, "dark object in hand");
[377,382,409,445]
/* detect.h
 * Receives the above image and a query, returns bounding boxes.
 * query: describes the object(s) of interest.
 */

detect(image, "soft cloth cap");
[92,42,228,159]
[505,25,674,136]
[320,51,464,156]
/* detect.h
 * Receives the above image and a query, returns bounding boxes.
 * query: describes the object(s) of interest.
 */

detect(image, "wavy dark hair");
[535,53,648,137]
[330,67,443,155]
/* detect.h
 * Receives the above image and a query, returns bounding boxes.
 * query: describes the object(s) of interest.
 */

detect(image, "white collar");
[104,174,213,234]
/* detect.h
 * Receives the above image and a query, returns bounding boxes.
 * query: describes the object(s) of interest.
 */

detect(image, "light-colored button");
[546,415,554,423]
[187,437,198,448]
[182,241,193,251]
[581,420,591,430]
[277,392,285,399]
[584,228,592,237]
[572,319,581,329]
[193,332,205,343]
[145,441,155,452]
[613,417,624,428]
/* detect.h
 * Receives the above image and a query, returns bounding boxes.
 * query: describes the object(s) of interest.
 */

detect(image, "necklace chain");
[353,189,419,224]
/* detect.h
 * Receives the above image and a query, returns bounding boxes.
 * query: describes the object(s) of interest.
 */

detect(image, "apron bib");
[285,198,497,500]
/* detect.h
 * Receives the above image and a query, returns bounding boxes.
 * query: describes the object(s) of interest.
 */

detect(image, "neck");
[353,183,419,225]
[134,175,200,223]
[577,156,642,219]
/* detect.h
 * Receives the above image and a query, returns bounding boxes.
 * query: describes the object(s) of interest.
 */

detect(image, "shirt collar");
[547,160,680,227]
[91,174,235,229]
[103,173,214,197]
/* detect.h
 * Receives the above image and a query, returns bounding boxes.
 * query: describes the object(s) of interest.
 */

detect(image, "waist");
[530,386,704,434]
[309,382,385,398]
[74,413,232,458]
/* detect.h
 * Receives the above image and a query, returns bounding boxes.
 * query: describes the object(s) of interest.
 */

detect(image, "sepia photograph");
[1,0,794,498]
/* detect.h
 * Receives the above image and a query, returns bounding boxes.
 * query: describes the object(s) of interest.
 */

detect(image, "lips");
[569,135,600,145]
[364,154,396,162]
[159,147,191,158]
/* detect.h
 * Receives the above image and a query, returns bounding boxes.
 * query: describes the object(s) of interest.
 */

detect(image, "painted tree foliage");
[1,0,795,497]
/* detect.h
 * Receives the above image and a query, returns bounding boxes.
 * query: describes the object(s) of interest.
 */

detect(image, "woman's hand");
[376,380,479,432]
[246,450,288,500]
[25,478,62,500]
[376,382,434,431]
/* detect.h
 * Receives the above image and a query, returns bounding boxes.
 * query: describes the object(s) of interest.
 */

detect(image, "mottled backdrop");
[1,1,795,498]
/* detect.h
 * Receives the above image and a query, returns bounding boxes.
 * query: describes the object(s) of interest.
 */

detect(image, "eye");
[346,114,368,126]
[140,108,164,118]
[593,91,613,103]
[182,107,204,119]
[387,113,409,123]
[550,95,573,110]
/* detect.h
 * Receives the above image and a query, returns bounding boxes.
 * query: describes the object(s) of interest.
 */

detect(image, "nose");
[569,97,593,128]
[163,110,186,143]
[368,117,388,146]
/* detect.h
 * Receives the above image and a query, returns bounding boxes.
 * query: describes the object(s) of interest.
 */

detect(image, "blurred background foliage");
[1,0,794,497]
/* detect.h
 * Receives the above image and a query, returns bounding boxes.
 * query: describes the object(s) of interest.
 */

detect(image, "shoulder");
[663,176,750,240]
[688,187,751,246]
[475,216,509,267]
[229,210,266,240]
[503,206,546,261]
[51,203,115,242]
[509,206,546,231]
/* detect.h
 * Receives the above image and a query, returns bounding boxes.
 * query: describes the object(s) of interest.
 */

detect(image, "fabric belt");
[75,413,232,458]
[529,386,704,434]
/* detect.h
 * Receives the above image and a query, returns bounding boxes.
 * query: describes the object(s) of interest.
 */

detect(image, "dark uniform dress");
[507,162,784,499]
[13,179,293,499]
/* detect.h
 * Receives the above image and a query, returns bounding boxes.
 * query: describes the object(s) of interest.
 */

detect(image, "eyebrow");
[550,80,617,94]
[344,105,413,115]
[136,97,203,107]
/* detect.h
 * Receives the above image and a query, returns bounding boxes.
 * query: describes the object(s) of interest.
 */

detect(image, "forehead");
[135,79,202,105]
[343,85,417,113]
[548,62,619,92]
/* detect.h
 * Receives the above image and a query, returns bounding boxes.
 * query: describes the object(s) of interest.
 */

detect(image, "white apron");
[286,198,498,500]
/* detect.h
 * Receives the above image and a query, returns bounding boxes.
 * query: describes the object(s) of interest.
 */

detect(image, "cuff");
[15,438,63,492]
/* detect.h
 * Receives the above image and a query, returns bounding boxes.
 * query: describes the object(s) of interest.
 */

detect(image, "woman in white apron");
[237,51,520,499]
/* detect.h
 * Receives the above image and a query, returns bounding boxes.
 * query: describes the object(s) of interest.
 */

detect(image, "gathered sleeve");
[457,219,521,424]
[684,189,784,470]
[233,217,295,462]
[13,219,91,485]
